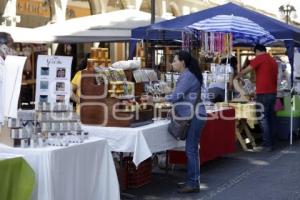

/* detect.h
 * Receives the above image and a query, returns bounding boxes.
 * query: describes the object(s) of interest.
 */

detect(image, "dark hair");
[221,56,238,75]
[254,44,266,52]
[176,50,203,84]
[77,53,91,71]
[0,32,11,45]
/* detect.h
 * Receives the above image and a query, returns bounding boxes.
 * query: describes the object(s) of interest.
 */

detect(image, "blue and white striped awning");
[187,15,276,45]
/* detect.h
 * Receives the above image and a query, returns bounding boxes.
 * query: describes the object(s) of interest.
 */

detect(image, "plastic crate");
[124,157,152,188]
[276,95,300,117]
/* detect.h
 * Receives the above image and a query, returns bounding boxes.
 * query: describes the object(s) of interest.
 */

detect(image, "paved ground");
[123,140,300,200]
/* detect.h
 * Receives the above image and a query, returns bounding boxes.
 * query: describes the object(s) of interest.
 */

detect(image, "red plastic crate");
[124,156,152,188]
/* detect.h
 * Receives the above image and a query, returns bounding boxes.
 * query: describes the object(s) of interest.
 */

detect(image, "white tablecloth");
[0,137,120,200]
[82,120,184,166]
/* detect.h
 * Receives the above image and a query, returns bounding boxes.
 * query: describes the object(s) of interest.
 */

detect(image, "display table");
[82,120,184,166]
[0,154,35,200]
[167,108,236,165]
[0,138,120,200]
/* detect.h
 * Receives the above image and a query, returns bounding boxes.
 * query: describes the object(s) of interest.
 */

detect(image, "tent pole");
[290,88,295,145]
[151,0,155,24]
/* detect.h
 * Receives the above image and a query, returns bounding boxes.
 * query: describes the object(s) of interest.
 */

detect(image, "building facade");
[0,0,219,27]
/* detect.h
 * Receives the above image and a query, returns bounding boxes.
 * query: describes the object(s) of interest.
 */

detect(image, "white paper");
[3,56,27,118]
[35,55,73,107]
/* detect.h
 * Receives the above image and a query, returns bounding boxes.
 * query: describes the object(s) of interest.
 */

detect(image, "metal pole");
[151,0,155,24]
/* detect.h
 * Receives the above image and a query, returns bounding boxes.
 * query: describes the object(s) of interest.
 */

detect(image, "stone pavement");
[124,140,300,200]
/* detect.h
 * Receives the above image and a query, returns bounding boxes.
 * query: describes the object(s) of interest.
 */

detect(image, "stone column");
[89,0,108,14]
[47,0,73,23]
[120,0,143,10]
[1,0,20,26]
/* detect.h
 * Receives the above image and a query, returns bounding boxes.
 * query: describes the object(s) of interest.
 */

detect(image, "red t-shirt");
[250,53,278,94]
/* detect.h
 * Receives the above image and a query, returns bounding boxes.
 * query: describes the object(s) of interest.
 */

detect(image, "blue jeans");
[185,115,206,187]
[208,87,225,103]
[256,93,276,147]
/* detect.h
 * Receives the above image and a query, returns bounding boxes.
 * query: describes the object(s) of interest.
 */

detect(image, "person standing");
[208,56,237,102]
[236,44,278,151]
[146,50,207,193]
[71,53,91,114]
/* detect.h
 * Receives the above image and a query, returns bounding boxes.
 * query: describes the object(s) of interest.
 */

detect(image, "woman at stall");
[146,50,207,193]
[71,53,90,114]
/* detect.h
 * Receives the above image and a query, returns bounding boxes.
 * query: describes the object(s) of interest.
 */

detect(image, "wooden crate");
[80,71,153,127]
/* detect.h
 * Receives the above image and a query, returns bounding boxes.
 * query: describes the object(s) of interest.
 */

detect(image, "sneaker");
[253,146,273,152]
[177,185,200,193]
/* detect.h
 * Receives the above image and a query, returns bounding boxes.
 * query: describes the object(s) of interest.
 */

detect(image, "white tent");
[35,9,173,43]
[0,26,54,43]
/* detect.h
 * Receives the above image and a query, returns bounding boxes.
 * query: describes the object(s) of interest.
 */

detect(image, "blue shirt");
[165,69,207,118]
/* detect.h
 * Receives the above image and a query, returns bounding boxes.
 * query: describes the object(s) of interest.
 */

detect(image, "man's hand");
[235,72,243,80]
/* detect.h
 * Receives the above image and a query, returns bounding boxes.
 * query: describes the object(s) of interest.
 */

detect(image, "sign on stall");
[0,57,4,124]
[35,55,73,107]
[3,56,27,119]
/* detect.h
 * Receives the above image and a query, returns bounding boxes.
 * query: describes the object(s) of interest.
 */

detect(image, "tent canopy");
[35,9,172,43]
[131,3,300,45]
[0,26,54,43]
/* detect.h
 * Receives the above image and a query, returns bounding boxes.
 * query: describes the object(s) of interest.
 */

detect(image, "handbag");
[168,93,201,141]
[274,98,284,111]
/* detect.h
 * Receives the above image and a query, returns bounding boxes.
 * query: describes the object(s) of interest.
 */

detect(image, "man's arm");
[235,65,253,79]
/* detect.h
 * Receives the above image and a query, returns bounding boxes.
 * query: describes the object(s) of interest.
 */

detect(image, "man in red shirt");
[236,44,278,152]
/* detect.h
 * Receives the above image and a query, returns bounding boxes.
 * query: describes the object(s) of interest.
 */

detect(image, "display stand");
[34,103,83,147]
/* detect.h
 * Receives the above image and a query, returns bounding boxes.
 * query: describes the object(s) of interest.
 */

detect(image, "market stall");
[0,52,120,199]
[131,2,300,147]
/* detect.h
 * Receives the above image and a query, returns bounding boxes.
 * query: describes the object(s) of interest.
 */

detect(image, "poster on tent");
[294,48,300,93]
[35,55,73,108]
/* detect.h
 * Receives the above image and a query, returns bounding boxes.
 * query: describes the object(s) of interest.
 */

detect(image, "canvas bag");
[168,93,201,140]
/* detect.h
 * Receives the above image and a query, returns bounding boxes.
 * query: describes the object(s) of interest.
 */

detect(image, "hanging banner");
[35,55,73,107]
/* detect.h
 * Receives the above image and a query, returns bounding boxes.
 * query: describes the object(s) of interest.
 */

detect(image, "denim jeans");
[256,93,277,147]
[185,115,206,187]
[208,87,225,103]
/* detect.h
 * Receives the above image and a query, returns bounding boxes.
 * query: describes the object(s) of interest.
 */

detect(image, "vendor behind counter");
[71,53,90,114]
[208,56,237,103]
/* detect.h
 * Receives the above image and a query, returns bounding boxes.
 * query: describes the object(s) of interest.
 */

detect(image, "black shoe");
[177,182,186,188]
[177,185,200,193]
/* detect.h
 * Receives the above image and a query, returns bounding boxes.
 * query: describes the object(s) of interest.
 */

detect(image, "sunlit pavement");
[125,140,300,200]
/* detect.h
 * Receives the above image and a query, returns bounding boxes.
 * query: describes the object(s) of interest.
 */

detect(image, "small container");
[11,129,19,139]
[30,139,36,148]
[19,129,25,138]
[83,132,89,140]
[8,118,20,128]
[38,138,45,147]
[20,139,29,148]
